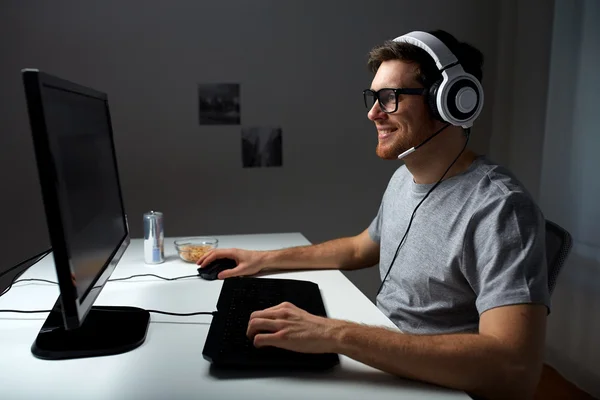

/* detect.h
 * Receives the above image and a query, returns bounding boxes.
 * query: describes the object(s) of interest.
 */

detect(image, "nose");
[367,101,386,121]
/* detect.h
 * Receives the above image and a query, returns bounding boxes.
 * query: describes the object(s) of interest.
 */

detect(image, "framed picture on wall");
[241,126,283,168]
[198,83,240,125]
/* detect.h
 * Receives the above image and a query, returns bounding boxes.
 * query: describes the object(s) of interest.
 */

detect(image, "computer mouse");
[197,258,238,280]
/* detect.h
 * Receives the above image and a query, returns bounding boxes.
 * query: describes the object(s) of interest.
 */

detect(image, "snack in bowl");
[174,237,218,263]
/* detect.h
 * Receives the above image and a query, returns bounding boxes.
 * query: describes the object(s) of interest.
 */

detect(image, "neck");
[403,127,478,184]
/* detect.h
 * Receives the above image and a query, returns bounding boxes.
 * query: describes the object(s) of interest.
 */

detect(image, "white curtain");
[539,0,600,396]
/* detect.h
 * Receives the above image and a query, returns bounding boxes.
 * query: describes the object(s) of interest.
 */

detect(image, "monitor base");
[31,304,150,360]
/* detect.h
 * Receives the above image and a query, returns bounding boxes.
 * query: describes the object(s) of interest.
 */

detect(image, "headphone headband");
[393,31,458,71]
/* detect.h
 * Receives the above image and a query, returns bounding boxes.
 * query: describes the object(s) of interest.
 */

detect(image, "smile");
[378,128,398,139]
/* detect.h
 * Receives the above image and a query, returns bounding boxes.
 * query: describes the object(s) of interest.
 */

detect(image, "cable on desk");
[108,274,198,282]
[1,270,33,298]
[1,274,199,298]
[0,309,217,316]
[0,248,52,281]
[145,310,217,317]
[1,249,217,316]
[0,249,53,297]
[0,278,57,298]
[1,264,213,316]
[10,278,57,285]
[0,309,51,314]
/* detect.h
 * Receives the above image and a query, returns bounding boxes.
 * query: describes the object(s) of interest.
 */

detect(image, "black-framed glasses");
[363,88,426,113]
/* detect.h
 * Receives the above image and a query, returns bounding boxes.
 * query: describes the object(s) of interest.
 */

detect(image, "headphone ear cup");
[427,81,444,122]
[445,77,481,125]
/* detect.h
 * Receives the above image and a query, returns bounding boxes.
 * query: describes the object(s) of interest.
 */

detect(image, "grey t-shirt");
[368,155,550,334]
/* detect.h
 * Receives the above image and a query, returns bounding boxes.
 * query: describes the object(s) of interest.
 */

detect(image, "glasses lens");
[364,91,376,109]
[379,89,397,112]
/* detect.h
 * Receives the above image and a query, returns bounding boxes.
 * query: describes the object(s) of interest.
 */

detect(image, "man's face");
[367,60,436,160]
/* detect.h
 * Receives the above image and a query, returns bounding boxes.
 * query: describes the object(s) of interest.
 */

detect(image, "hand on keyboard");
[196,248,266,279]
[246,301,347,354]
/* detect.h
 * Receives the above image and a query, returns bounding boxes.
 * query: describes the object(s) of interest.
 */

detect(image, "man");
[197,30,549,400]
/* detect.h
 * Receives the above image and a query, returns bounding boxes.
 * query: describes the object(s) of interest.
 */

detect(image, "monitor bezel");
[22,69,130,330]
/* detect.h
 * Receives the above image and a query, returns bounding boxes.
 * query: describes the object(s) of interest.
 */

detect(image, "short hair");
[367,29,484,88]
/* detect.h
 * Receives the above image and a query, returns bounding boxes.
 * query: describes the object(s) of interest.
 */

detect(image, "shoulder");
[468,156,539,207]
[465,157,545,236]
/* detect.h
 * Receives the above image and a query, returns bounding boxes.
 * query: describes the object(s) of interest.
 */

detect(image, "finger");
[253,332,286,349]
[246,317,284,339]
[196,249,219,266]
[249,305,289,321]
[217,265,247,279]
[250,301,295,317]
[197,249,235,267]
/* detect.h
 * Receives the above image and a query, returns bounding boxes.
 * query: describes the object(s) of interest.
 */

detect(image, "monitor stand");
[31,298,150,360]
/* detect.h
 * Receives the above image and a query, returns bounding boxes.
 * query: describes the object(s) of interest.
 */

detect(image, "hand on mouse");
[196,248,266,279]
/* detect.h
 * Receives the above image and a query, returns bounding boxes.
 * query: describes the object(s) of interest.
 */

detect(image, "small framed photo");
[198,83,240,125]
[241,126,283,168]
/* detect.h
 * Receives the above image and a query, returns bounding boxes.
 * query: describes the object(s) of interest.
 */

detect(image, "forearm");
[262,237,370,271]
[330,323,539,399]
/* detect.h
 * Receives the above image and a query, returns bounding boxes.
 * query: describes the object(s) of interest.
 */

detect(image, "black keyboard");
[203,277,340,370]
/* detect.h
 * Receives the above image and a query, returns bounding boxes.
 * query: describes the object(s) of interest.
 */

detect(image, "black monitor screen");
[42,85,127,301]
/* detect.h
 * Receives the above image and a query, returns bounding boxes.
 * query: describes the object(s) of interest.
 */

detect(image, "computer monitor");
[22,69,150,360]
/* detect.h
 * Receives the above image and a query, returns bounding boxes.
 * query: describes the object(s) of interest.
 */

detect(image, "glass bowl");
[174,237,218,263]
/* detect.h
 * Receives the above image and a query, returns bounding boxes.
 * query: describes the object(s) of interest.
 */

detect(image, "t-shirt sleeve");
[462,192,550,315]
[368,202,383,244]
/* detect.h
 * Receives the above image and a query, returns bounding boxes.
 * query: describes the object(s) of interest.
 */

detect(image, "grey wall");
[0,0,502,299]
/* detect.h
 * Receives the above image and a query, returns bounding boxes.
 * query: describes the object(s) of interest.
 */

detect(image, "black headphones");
[393,31,484,128]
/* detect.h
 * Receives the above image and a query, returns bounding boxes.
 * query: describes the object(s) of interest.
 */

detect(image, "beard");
[376,135,410,159]
[375,122,434,160]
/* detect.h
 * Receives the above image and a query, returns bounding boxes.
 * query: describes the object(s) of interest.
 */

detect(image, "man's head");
[365,30,483,160]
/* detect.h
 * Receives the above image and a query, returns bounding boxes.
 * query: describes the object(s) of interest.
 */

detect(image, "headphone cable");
[376,128,471,297]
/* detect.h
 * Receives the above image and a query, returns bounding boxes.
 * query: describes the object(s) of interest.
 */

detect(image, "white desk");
[0,233,469,400]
